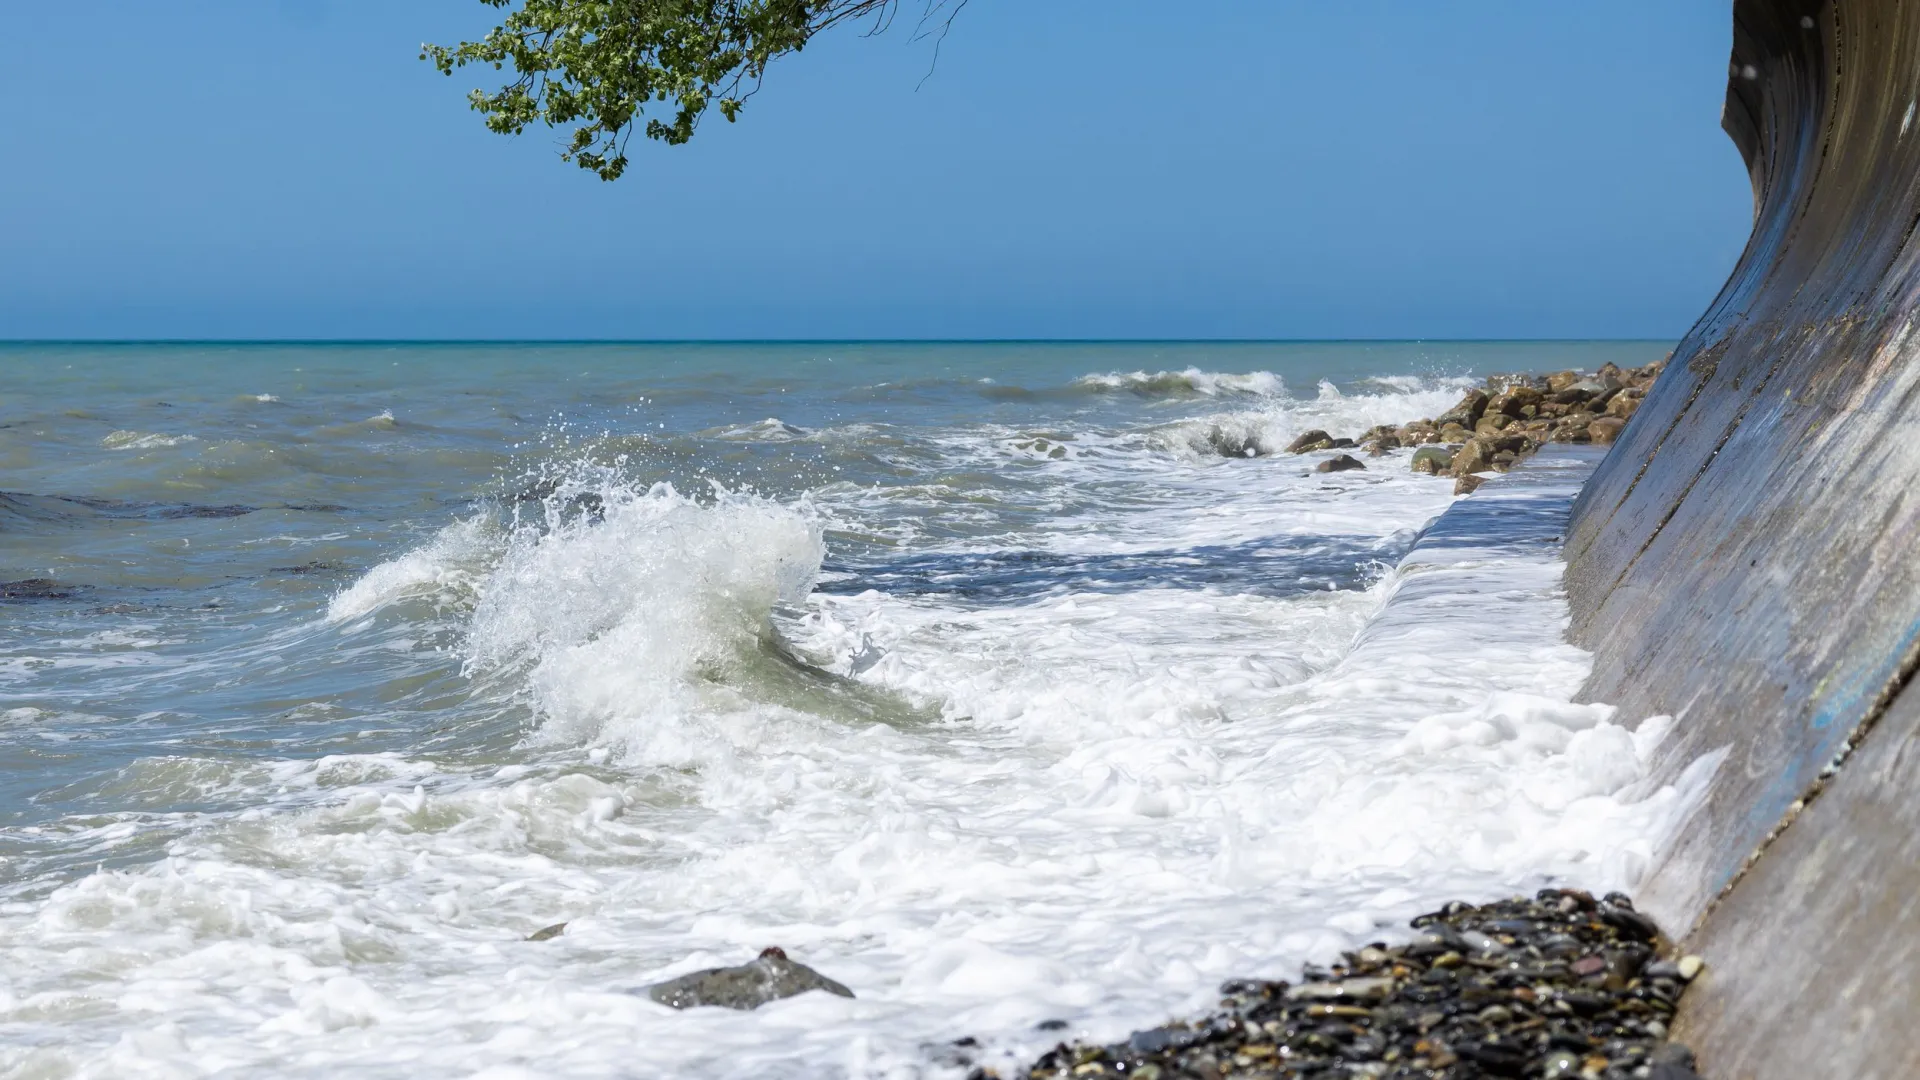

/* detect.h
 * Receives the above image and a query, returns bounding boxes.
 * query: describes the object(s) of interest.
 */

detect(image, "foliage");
[423,1,964,181]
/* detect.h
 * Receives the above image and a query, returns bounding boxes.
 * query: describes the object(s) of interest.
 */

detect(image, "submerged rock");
[646,947,855,1010]
[1454,474,1485,495]
[527,922,568,942]
[1315,454,1366,473]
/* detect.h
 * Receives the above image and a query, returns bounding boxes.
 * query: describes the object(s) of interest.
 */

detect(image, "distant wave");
[1072,368,1285,398]
[101,430,197,451]
[697,418,809,442]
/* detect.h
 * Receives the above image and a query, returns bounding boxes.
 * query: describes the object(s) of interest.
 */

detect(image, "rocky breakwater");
[1016,891,1705,1080]
[1284,361,1665,497]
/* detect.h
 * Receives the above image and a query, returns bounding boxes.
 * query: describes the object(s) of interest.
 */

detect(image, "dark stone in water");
[1,579,85,602]
[1314,453,1366,473]
[270,561,341,575]
[527,922,567,941]
[645,947,854,1010]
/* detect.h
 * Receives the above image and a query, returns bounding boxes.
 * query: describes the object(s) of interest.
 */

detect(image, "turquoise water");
[0,340,1675,1077]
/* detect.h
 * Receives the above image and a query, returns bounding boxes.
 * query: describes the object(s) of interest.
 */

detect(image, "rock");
[1315,454,1366,473]
[1546,370,1582,392]
[1284,429,1335,454]
[1651,1042,1698,1070]
[1474,413,1515,434]
[1551,419,1593,443]
[1453,474,1484,495]
[1607,390,1643,419]
[1411,447,1454,475]
[1488,385,1544,417]
[1398,420,1441,444]
[1366,434,1401,452]
[1288,976,1394,1002]
[1438,422,1473,443]
[527,922,568,942]
[645,947,855,1010]
[1588,416,1627,444]
[1437,389,1490,428]
[1327,437,1356,449]
[1450,438,1493,476]
[1676,955,1704,981]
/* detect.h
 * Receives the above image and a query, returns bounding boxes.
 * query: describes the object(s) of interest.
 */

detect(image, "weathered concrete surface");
[1671,684,1920,1078]
[1563,1,1920,1076]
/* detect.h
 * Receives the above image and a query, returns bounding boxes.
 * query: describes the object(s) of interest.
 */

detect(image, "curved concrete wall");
[1565,1,1920,1074]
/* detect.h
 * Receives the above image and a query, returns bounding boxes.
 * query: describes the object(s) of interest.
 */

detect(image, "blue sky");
[0,2,1749,340]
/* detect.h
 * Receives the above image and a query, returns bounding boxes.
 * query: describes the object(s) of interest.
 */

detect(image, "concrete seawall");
[1565,0,1920,1075]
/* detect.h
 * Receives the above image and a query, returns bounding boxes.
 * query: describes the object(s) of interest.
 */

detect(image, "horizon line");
[0,336,1678,347]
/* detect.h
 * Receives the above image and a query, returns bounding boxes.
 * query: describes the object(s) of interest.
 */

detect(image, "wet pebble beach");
[1011,890,1702,1080]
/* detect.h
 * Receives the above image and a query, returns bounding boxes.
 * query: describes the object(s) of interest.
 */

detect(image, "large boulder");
[1315,454,1366,473]
[1450,438,1494,476]
[646,948,855,1011]
[1398,420,1441,445]
[1587,416,1627,444]
[1488,385,1544,418]
[1607,390,1643,419]
[1410,447,1454,475]
[1436,389,1490,429]
[1285,429,1335,454]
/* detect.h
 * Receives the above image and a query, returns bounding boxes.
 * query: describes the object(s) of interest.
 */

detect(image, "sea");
[0,341,1711,1078]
